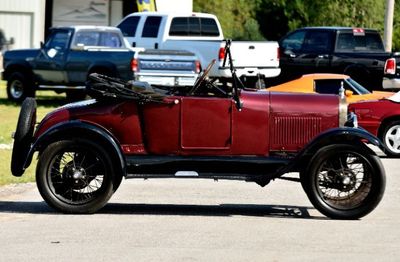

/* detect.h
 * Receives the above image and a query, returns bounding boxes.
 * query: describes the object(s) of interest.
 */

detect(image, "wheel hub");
[63,162,88,189]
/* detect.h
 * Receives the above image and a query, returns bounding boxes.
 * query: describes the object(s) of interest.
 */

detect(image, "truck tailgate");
[228,41,279,68]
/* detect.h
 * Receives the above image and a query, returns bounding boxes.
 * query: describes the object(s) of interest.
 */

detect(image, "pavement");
[0,158,399,261]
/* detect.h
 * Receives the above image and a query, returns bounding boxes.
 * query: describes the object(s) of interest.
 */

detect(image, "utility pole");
[384,0,395,52]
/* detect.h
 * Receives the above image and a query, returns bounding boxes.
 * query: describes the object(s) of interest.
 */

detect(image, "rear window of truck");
[72,31,122,47]
[336,32,384,52]
[169,17,220,37]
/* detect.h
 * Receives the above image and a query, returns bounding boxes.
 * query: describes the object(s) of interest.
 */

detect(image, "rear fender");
[24,121,126,176]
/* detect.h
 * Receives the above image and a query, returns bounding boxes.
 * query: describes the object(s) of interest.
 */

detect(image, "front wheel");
[381,120,400,157]
[36,139,115,213]
[301,144,385,219]
[6,72,35,103]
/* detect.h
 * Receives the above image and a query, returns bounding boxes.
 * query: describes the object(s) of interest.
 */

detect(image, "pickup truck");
[116,12,280,87]
[2,26,135,102]
[278,27,400,91]
[133,49,199,87]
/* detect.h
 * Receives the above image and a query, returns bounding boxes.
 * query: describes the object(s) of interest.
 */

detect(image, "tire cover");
[11,98,37,176]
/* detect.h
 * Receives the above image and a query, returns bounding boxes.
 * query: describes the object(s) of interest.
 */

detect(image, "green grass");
[0,81,66,185]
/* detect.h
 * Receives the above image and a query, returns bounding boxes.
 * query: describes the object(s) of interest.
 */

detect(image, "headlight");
[345,112,358,128]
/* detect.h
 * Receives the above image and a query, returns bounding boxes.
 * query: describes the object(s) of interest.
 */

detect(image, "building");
[0,0,193,49]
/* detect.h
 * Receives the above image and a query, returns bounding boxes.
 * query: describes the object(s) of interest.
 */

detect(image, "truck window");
[169,17,219,36]
[72,31,122,47]
[336,32,384,52]
[303,31,332,53]
[118,16,140,37]
[142,16,162,38]
[45,31,69,50]
[280,30,306,51]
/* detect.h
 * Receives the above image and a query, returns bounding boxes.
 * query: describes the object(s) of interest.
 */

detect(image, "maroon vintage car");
[349,93,400,157]
[10,47,386,219]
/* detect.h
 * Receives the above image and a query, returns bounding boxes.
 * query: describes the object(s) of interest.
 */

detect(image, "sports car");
[350,93,400,157]
[267,74,393,103]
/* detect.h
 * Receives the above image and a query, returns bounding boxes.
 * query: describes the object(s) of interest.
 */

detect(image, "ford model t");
[11,44,386,219]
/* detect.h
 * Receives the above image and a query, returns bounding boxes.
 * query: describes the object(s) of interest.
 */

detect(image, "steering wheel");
[189,59,216,95]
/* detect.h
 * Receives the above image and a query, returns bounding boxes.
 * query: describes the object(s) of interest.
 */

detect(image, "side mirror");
[345,90,353,97]
[40,41,44,49]
[8,37,14,45]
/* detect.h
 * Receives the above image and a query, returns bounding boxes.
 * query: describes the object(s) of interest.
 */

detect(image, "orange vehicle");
[267,74,393,103]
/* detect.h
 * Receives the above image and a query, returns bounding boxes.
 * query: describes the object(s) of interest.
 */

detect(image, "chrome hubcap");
[385,124,400,153]
[10,80,24,99]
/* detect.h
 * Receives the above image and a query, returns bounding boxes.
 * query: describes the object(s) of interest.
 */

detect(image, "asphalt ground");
[0,158,399,261]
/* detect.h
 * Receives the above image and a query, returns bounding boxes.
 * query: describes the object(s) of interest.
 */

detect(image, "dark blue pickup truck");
[278,27,400,91]
[2,26,135,102]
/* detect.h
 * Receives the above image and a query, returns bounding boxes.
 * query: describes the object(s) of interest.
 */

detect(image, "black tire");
[301,144,385,219]
[6,72,35,102]
[11,98,37,176]
[36,139,116,213]
[380,120,400,157]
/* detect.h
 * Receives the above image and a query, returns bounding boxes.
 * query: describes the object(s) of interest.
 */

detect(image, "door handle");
[317,54,329,59]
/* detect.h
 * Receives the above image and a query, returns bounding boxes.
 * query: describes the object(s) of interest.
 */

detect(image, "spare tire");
[11,98,37,176]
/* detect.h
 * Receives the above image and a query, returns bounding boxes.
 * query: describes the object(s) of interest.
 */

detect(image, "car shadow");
[0,201,326,220]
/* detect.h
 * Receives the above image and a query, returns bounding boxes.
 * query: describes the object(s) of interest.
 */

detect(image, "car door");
[180,96,232,150]
[33,29,70,83]
[138,15,163,49]
[301,30,334,72]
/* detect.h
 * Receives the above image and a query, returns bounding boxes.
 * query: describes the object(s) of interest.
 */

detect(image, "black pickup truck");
[278,27,399,91]
[2,26,135,102]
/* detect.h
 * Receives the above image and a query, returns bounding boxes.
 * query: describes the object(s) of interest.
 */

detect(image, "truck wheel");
[381,120,400,157]
[36,139,116,213]
[11,97,37,176]
[6,72,35,103]
[301,144,385,219]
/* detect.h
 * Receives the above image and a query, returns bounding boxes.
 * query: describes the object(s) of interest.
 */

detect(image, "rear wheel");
[36,139,115,213]
[6,72,35,102]
[301,144,385,219]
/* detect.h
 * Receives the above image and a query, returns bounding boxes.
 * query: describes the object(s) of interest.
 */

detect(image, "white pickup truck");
[117,12,280,87]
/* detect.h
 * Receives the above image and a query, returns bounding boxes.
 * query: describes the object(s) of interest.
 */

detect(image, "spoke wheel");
[302,144,385,219]
[37,139,115,213]
[382,121,400,157]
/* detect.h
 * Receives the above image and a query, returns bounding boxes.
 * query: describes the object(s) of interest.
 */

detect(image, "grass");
[0,81,66,185]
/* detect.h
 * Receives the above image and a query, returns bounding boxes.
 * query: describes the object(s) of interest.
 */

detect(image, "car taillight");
[195,60,201,73]
[384,58,396,75]
[218,47,225,61]
[131,58,138,72]
[277,47,280,60]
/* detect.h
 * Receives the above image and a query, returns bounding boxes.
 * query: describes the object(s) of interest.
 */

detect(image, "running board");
[125,155,291,181]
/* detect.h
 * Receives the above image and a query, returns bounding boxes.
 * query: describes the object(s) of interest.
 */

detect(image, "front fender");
[23,120,126,176]
[278,127,384,175]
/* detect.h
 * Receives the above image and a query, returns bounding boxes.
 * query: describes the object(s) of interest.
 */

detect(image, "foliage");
[194,0,400,51]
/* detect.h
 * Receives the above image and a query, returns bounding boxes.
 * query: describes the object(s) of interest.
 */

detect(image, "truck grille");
[271,116,322,146]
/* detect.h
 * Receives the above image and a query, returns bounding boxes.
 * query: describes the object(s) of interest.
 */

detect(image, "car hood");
[347,91,394,103]
[3,48,40,62]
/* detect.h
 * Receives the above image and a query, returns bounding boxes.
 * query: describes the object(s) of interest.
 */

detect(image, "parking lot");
[0,157,399,261]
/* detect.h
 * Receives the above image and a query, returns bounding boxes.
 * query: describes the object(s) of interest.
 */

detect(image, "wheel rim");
[10,79,24,99]
[315,151,372,210]
[47,146,107,205]
[384,124,400,154]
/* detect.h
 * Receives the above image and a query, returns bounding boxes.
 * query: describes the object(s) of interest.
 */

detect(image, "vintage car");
[10,45,386,219]
[349,93,400,157]
[267,74,393,103]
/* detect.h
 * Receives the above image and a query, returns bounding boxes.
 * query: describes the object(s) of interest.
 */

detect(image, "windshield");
[346,78,371,95]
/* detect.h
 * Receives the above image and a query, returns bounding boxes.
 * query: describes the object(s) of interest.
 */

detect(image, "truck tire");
[301,144,385,219]
[6,72,35,103]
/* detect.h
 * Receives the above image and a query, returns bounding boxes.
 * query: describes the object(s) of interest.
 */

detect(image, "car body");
[10,47,386,219]
[349,94,400,157]
[267,74,393,103]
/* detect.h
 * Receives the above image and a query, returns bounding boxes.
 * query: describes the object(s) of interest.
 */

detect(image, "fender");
[23,120,126,176]
[276,127,384,176]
